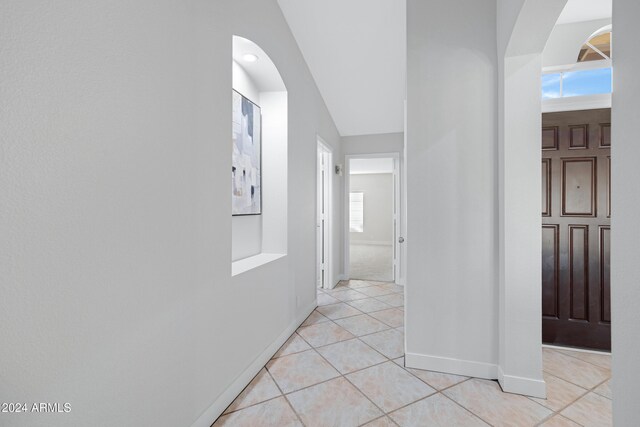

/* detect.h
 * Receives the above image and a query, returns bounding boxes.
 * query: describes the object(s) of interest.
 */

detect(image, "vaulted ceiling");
[278,0,406,137]
[557,0,612,25]
[277,0,610,137]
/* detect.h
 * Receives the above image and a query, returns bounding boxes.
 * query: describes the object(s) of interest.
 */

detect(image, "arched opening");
[542,24,613,102]
[540,21,613,352]
[501,0,613,402]
[578,26,612,62]
[498,0,570,399]
[231,36,289,274]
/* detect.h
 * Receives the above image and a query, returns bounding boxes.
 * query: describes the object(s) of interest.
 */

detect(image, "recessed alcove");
[231,36,288,275]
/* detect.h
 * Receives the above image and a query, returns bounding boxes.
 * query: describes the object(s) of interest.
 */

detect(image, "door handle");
[398,237,405,243]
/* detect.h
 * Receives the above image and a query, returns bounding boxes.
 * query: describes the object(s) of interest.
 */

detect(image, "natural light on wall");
[542,30,612,99]
[350,192,364,233]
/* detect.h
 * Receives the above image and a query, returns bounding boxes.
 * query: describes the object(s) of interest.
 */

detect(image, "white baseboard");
[405,352,498,379]
[497,366,546,398]
[351,240,393,246]
[191,301,316,427]
[338,274,348,281]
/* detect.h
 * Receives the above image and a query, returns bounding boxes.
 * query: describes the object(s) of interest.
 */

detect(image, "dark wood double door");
[542,108,611,351]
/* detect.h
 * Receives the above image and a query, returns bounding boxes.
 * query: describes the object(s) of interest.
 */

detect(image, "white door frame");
[317,137,333,289]
[344,153,401,284]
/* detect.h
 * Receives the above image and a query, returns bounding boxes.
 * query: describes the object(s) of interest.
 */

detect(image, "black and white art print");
[232,90,262,215]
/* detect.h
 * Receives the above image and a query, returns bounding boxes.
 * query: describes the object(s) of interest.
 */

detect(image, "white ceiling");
[556,0,612,25]
[350,158,394,175]
[278,0,406,137]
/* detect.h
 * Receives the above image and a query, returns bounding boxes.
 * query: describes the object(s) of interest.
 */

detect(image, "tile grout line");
[218,395,284,418]
[439,391,495,427]
[319,285,401,307]
[218,284,610,427]
[393,372,495,426]
[321,291,607,426]
[215,304,337,423]
[218,309,324,420]
[307,345,392,424]
[432,392,494,427]
[217,285,403,424]
[312,302,464,425]
[529,349,612,426]
[318,294,404,323]
[526,372,589,415]
[268,313,395,423]
[290,296,413,424]
[219,316,324,418]
[540,375,611,425]
[443,378,551,427]
[550,348,612,370]
[539,367,611,398]
[358,415,400,427]
[216,367,277,418]
[311,308,403,335]
[340,313,397,332]
[299,300,403,368]
[263,365,308,427]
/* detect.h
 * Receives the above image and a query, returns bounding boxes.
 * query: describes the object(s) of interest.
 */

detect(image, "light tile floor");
[213,280,612,427]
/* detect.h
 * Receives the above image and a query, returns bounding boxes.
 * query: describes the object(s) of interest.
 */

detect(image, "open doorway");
[541,27,613,351]
[316,138,333,289]
[346,154,400,283]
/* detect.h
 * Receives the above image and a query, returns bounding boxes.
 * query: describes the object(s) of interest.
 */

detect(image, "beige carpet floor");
[349,244,393,282]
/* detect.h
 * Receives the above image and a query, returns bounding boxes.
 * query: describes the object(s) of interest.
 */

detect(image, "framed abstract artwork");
[232,90,262,215]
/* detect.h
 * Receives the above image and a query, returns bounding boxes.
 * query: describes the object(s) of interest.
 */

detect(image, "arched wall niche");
[231,35,288,272]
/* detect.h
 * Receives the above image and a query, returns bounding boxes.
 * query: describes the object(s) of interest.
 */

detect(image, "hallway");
[213,281,612,427]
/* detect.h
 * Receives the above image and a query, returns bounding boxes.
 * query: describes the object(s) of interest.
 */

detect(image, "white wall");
[329,146,344,286]
[612,0,640,424]
[543,18,611,68]
[350,174,393,245]
[496,0,567,399]
[342,132,404,155]
[233,60,260,102]
[261,91,288,255]
[0,1,341,427]
[406,0,499,378]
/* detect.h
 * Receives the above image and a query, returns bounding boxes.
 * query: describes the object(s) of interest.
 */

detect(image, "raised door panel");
[600,226,611,323]
[542,225,559,318]
[562,158,596,216]
[569,125,589,149]
[542,159,551,216]
[542,127,559,150]
[569,225,589,321]
[607,156,611,218]
[600,123,611,148]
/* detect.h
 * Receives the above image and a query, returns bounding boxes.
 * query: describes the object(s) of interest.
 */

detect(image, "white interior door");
[317,141,332,289]
[393,155,404,285]
[392,157,400,284]
[316,150,324,288]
